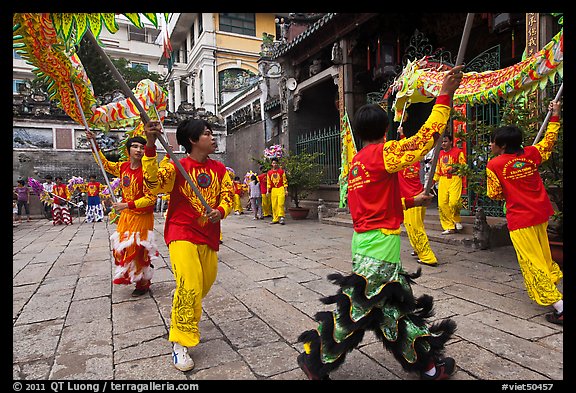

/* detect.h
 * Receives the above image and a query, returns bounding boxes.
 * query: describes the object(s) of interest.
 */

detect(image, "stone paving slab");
[12,213,564,385]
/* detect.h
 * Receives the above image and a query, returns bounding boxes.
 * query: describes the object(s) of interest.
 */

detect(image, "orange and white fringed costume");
[95,149,159,291]
[51,182,72,225]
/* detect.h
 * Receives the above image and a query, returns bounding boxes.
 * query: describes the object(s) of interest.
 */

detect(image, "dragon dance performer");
[51,176,73,225]
[74,174,106,223]
[297,66,463,381]
[267,157,288,225]
[142,118,234,372]
[433,134,467,234]
[397,126,439,267]
[232,176,248,215]
[258,166,272,218]
[86,130,159,297]
[487,100,563,325]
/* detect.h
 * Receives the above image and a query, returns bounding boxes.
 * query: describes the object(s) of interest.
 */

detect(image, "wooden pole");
[424,13,474,195]
[532,83,563,145]
[84,30,212,212]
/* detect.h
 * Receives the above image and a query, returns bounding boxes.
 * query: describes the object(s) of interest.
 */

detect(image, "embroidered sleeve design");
[486,167,504,200]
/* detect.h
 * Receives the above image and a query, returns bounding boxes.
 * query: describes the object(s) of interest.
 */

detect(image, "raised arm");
[384,65,463,173]
[534,100,561,162]
[142,120,176,195]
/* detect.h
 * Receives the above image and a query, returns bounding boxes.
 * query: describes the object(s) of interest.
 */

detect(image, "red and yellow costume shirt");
[52,183,71,206]
[267,168,288,191]
[486,117,559,231]
[257,173,268,194]
[348,95,451,233]
[233,181,248,196]
[85,181,105,197]
[75,181,107,205]
[142,146,234,251]
[398,161,423,199]
[433,146,466,181]
[96,150,156,213]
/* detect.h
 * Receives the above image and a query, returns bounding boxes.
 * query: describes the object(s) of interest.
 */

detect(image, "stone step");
[319,205,511,249]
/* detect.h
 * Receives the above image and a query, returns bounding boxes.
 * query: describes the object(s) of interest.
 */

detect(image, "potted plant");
[280,151,324,219]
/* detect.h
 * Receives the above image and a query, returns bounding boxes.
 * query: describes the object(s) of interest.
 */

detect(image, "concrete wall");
[224,120,267,179]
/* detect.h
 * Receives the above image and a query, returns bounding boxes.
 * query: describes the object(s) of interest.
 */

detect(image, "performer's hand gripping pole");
[398,100,408,129]
[532,83,563,145]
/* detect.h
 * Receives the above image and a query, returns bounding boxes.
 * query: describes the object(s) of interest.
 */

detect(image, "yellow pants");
[437,175,462,231]
[270,187,286,223]
[262,193,272,217]
[168,240,218,347]
[509,222,563,306]
[233,194,243,212]
[403,206,437,263]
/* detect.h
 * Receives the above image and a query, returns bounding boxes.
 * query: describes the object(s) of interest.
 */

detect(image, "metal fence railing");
[295,125,340,185]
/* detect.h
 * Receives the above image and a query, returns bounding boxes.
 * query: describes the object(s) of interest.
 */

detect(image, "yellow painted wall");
[214,13,277,74]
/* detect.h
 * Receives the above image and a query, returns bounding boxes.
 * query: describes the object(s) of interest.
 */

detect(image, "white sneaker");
[279,217,285,225]
[172,342,194,371]
[455,223,463,231]
[441,229,455,235]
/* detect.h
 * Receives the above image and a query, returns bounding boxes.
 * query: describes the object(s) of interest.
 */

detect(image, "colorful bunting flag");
[339,110,357,209]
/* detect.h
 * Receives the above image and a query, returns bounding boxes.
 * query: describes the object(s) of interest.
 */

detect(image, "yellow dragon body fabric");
[391,28,563,121]
[13,13,168,146]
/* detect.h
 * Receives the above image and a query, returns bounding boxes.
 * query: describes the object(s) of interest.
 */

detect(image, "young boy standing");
[143,118,234,372]
[75,174,106,223]
[433,134,467,234]
[267,157,288,225]
[51,176,73,225]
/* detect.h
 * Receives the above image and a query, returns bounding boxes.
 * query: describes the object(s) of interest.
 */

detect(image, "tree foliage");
[74,35,166,95]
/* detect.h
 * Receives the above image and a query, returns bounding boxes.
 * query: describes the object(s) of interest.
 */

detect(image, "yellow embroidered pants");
[509,223,563,306]
[168,240,218,347]
[437,175,462,231]
[262,193,272,217]
[270,187,286,223]
[403,206,437,263]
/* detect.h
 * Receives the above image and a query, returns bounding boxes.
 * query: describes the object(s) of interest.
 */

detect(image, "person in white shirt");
[248,174,263,220]
[42,175,54,220]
